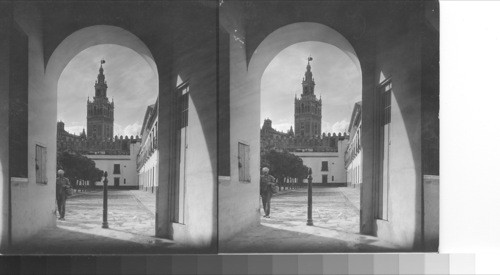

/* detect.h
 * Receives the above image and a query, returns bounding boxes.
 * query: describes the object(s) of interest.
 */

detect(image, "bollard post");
[102,171,109,229]
[307,168,314,226]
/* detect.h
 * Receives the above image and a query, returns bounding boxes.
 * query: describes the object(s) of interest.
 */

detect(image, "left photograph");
[0,1,218,254]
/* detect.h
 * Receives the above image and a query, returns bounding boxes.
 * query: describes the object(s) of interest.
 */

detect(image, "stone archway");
[8,25,161,246]
[220,21,365,247]
[249,21,364,229]
[46,24,160,231]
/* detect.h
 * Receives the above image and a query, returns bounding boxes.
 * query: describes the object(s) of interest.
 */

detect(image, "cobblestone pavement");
[9,190,194,254]
[221,187,402,253]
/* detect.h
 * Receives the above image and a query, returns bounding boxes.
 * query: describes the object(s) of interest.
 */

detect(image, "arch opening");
[255,24,363,240]
[219,21,401,253]
[48,25,161,245]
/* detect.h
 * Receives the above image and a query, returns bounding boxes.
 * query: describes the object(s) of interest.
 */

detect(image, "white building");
[293,138,349,185]
[345,102,362,188]
[137,100,159,192]
[88,141,141,188]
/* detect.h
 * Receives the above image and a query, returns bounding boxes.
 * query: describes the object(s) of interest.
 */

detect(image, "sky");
[57,44,158,137]
[261,41,362,134]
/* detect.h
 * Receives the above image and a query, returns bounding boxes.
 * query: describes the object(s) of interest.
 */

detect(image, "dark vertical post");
[102,171,109,229]
[307,168,314,226]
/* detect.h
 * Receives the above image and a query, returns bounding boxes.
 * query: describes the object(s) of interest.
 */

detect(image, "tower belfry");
[87,59,114,140]
[294,56,322,138]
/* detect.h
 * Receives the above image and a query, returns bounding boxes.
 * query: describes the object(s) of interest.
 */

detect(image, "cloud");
[64,125,85,136]
[114,123,142,137]
[330,119,350,134]
[272,122,294,132]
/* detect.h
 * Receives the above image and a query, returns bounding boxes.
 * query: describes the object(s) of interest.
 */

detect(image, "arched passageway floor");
[221,187,402,253]
[8,190,191,254]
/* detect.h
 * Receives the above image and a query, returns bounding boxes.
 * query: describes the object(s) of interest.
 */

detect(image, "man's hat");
[57,169,64,175]
[262,167,269,172]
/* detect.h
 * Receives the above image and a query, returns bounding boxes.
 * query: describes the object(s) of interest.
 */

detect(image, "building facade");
[91,142,141,189]
[294,147,348,186]
[345,102,362,188]
[57,121,86,144]
[137,99,159,192]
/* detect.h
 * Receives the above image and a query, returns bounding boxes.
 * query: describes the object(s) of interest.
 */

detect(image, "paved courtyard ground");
[9,190,196,254]
[221,186,402,253]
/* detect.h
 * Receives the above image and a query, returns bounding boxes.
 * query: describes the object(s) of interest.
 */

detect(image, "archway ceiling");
[239,0,422,66]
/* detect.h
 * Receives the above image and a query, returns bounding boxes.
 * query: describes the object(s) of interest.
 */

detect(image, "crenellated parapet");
[261,119,349,153]
[57,133,141,156]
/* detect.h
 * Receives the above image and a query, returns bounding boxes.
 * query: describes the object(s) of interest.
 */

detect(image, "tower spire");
[94,59,108,98]
[97,59,106,84]
[88,59,114,140]
[295,55,321,138]
[302,56,315,95]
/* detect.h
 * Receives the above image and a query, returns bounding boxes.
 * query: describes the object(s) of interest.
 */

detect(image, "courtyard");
[9,190,189,254]
[221,187,403,253]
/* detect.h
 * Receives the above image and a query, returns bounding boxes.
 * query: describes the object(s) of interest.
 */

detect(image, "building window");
[238,142,250,182]
[321,161,328,171]
[331,175,334,181]
[113,164,120,174]
[322,174,327,184]
[35,145,47,184]
[124,178,126,185]
[114,177,120,187]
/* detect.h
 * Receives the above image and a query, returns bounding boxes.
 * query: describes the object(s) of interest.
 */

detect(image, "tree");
[261,150,310,190]
[57,150,104,187]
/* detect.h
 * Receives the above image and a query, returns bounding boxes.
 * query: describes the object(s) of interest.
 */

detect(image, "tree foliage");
[57,150,104,186]
[261,150,309,187]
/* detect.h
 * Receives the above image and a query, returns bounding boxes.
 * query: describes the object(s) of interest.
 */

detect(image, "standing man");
[56,169,71,220]
[260,167,276,218]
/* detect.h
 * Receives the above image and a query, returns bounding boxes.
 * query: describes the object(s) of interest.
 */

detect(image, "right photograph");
[218,0,439,253]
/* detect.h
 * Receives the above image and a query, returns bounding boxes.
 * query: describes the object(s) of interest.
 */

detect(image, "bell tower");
[294,56,322,138]
[87,59,114,140]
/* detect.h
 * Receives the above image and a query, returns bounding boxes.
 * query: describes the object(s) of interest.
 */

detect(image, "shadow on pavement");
[7,226,182,254]
[220,224,402,253]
